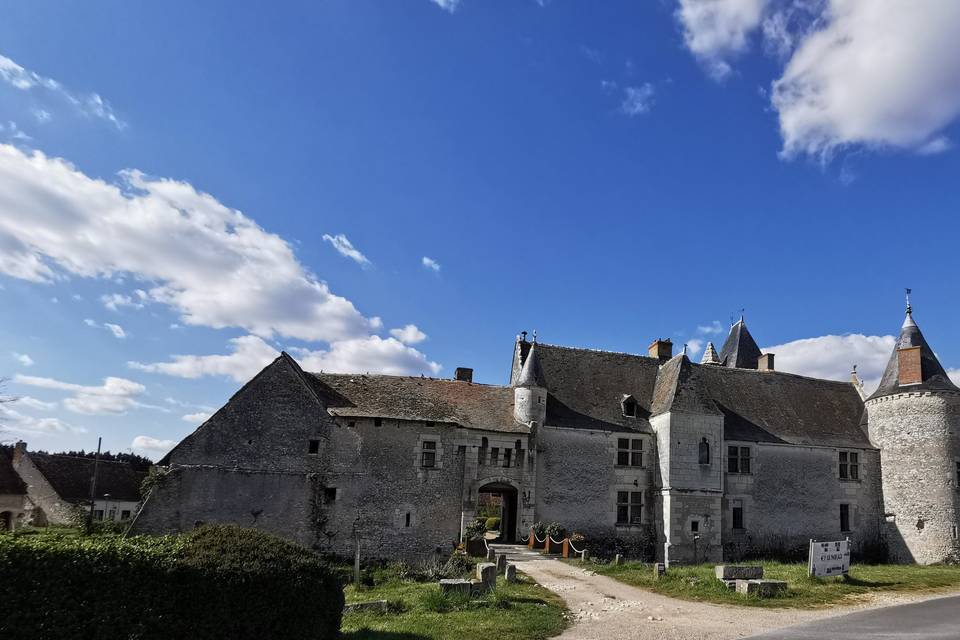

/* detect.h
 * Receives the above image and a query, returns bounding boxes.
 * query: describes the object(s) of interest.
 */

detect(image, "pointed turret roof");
[700,341,721,365]
[868,302,959,400]
[516,341,547,388]
[718,317,763,369]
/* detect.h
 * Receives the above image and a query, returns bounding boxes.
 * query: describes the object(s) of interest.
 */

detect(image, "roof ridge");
[689,360,857,386]
[536,342,658,360]
[310,371,509,389]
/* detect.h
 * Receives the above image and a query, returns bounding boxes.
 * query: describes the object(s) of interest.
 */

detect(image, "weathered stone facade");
[132,306,959,565]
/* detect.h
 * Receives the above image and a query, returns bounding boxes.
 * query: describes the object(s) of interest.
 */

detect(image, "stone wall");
[868,391,960,563]
[722,441,882,559]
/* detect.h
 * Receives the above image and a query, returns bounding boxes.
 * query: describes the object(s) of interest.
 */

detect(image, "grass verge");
[588,561,960,608]
[341,574,568,640]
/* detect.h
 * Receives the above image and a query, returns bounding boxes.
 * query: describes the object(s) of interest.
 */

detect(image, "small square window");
[308,439,320,454]
[324,487,337,502]
[374,418,383,427]
[121,510,131,521]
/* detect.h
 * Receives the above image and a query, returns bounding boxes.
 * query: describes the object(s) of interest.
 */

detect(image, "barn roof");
[0,448,26,495]
[29,454,145,503]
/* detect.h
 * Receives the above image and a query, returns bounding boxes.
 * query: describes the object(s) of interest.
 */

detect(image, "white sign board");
[808,539,851,577]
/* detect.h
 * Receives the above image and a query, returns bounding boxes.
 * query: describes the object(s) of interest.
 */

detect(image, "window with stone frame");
[616,438,643,467]
[698,438,710,465]
[839,451,859,480]
[727,446,751,474]
[490,447,499,466]
[622,396,638,418]
[616,491,643,525]
[121,510,131,520]
[503,448,512,468]
[840,503,851,532]
[421,441,437,468]
[731,499,744,530]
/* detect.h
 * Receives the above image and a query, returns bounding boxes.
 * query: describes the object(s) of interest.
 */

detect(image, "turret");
[867,293,960,563]
[514,341,547,427]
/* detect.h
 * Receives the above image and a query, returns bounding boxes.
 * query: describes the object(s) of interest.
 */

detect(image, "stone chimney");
[648,339,673,362]
[757,353,775,371]
[455,367,473,383]
[12,441,27,465]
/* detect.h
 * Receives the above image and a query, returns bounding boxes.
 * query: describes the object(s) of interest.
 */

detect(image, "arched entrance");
[0,511,12,531]
[477,482,519,543]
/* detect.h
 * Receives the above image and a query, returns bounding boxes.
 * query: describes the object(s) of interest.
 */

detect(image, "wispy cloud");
[84,318,127,339]
[429,0,460,13]
[322,233,371,267]
[620,84,656,117]
[131,435,177,459]
[14,373,150,415]
[12,352,33,367]
[390,324,427,345]
[101,292,145,311]
[182,411,212,424]
[422,256,441,272]
[697,320,724,335]
[0,53,125,129]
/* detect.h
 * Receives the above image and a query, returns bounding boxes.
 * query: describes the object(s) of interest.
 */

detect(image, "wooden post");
[528,527,535,549]
[562,538,570,559]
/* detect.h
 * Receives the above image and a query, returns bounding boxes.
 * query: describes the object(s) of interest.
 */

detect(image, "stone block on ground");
[715,565,764,581]
[505,563,517,583]
[735,579,788,597]
[581,549,590,562]
[439,579,472,596]
[476,562,497,591]
[344,600,389,613]
[654,563,666,579]
[496,553,507,574]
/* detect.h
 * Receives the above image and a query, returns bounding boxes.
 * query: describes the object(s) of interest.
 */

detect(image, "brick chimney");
[758,353,775,371]
[648,339,673,362]
[12,441,27,465]
[455,367,473,383]
[898,346,922,385]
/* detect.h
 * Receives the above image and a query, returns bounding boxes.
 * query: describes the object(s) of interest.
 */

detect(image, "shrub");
[0,524,343,640]
[545,522,566,539]
[580,525,655,562]
[531,521,547,538]
[464,518,486,540]
[484,517,501,531]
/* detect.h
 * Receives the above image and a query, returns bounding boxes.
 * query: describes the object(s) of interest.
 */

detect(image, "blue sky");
[1,0,959,458]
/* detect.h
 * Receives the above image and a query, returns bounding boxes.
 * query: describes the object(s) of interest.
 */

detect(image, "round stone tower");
[513,341,547,427]
[866,298,960,564]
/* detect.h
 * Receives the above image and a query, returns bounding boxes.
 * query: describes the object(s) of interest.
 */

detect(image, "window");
[405,512,411,527]
[479,437,488,465]
[503,449,512,468]
[732,500,744,530]
[324,487,337,503]
[121,510,131,521]
[94,510,104,521]
[839,451,859,480]
[840,503,851,532]
[617,438,643,467]
[699,438,710,465]
[616,491,643,525]
[308,439,320,454]
[421,441,437,468]
[622,397,637,418]
[374,418,382,427]
[691,520,699,533]
[956,461,960,487]
[490,447,499,465]
[728,446,751,474]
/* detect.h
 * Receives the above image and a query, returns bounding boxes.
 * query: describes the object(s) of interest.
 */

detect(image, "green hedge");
[484,517,501,531]
[0,525,343,640]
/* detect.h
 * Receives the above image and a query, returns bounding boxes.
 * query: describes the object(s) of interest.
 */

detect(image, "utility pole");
[85,437,102,534]
[353,513,361,587]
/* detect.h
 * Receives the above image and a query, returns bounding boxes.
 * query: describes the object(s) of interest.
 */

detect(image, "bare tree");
[0,377,17,442]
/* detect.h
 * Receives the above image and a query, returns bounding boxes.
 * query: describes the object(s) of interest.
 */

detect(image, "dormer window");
[621,395,638,418]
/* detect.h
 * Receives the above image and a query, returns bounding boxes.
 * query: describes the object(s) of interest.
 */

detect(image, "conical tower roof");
[718,317,762,369]
[516,341,546,388]
[700,341,721,365]
[868,302,958,400]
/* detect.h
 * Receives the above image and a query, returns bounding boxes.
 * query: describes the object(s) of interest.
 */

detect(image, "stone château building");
[132,301,960,564]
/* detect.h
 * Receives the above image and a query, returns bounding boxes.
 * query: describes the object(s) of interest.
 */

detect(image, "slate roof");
[29,454,145,503]
[868,310,959,401]
[718,319,763,369]
[516,342,546,387]
[524,342,661,433]
[0,448,26,495]
[310,373,524,434]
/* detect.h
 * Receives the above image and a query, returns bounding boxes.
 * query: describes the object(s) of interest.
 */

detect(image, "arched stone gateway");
[474,477,520,543]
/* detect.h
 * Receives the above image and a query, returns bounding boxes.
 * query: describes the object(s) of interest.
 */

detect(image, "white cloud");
[129,334,279,382]
[675,0,768,80]
[17,396,57,411]
[950,369,960,386]
[294,336,442,376]
[686,338,704,356]
[131,435,177,459]
[322,233,371,267]
[101,293,144,311]
[422,256,441,272]
[14,373,148,415]
[104,323,126,339]
[0,53,124,129]
[772,0,960,159]
[0,404,85,436]
[762,334,896,393]
[620,84,656,116]
[697,320,724,335]
[132,333,442,382]
[430,0,460,12]
[182,411,212,423]
[12,352,33,367]
[390,324,428,345]
[0,144,380,343]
